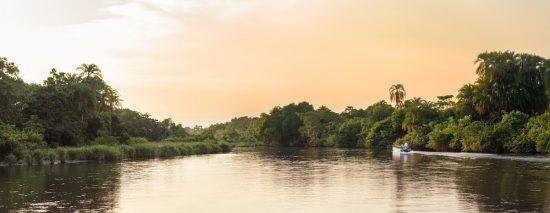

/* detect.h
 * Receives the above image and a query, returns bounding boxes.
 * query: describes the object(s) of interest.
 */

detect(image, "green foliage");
[4,153,17,165]
[427,117,470,152]
[213,116,261,146]
[259,102,314,146]
[128,137,149,144]
[396,131,428,150]
[116,109,168,141]
[365,118,399,150]
[1,141,231,164]
[91,135,120,145]
[401,98,440,132]
[299,106,340,147]
[427,122,454,151]
[457,51,549,119]
[461,121,502,153]
[0,122,46,160]
[0,57,27,125]
[1,50,549,161]
[522,112,550,153]
[364,101,395,126]
[333,119,363,148]
[496,111,531,153]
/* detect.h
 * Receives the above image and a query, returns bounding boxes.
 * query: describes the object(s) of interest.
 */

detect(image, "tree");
[522,112,550,153]
[389,84,406,108]
[77,64,103,80]
[333,119,363,148]
[401,98,439,132]
[365,117,400,150]
[259,102,314,146]
[0,57,26,124]
[299,106,340,147]
[463,51,549,118]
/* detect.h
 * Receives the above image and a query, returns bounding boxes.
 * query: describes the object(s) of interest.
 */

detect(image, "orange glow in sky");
[1,0,549,126]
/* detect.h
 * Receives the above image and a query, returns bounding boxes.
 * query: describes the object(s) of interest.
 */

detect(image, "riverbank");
[1,141,231,166]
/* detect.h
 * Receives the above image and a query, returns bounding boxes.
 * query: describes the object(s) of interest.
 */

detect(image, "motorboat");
[392,143,411,154]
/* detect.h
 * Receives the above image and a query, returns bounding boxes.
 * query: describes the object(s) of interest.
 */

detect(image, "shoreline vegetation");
[1,141,231,166]
[0,50,549,165]
[183,51,549,154]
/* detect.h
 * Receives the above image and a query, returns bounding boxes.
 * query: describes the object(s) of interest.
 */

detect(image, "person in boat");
[401,142,410,152]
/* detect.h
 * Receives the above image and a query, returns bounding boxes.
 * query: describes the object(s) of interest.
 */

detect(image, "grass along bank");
[2,141,231,166]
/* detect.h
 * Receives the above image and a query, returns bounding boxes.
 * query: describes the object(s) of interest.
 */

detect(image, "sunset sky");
[1,0,549,126]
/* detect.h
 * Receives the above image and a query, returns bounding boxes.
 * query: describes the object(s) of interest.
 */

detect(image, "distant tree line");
[0,58,190,160]
[193,51,549,153]
[0,50,548,162]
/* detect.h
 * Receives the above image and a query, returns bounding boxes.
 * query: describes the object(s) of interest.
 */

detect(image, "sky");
[1,0,549,126]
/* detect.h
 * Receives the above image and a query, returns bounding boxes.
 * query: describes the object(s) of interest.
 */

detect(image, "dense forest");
[191,51,550,153]
[0,58,228,164]
[0,50,548,165]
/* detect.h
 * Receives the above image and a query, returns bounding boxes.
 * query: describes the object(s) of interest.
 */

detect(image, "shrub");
[461,121,497,152]
[218,142,232,153]
[334,119,363,148]
[57,148,68,163]
[426,117,467,152]
[366,118,399,150]
[192,143,208,154]
[131,143,155,159]
[32,149,45,164]
[46,150,57,164]
[0,123,47,160]
[523,112,550,153]
[2,141,229,164]
[497,111,530,152]
[91,135,120,145]
[4,154,17,165]
[427,126,453,151]
[396,131,428,150]
[160,143,180,157]
[128,137,149,144]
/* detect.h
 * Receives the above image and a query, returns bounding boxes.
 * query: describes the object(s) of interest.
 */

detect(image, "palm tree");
[389,84,406,108]
[77,64,103,80]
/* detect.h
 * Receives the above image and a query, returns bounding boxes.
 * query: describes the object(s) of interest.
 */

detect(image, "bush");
[334,119,363,148]
[159,143,180,157]
[2,141,230,164]
[4,154,17,165]
[91,135,120,145]
[366,118,400,150]
[427,126,453,151]
[0,123,47,160]
[498,111,530,152]
[46,150,57,164]
[57,148,68,163]
[461,121,498,152]
[128,137,149,144]
[218,142,232,153]
[523,112,550,153]
[426,117,468,152]
[396,131,428,150]
[32,149,45,164]
[132,143,158,159]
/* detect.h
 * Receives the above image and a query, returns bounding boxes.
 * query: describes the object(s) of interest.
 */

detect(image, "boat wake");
[413,151,550,163]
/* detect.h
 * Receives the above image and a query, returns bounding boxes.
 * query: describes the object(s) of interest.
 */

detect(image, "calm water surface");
[0,148,549,212]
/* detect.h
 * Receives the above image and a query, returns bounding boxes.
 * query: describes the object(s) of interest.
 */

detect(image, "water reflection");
[0,163,121,212]
[455,158,550,212]
[0,148,548,212]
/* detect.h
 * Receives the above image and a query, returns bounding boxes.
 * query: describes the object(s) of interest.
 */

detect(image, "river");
[1,148,549,212]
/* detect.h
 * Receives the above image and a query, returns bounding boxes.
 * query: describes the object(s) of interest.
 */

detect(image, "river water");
[1,148,549,212]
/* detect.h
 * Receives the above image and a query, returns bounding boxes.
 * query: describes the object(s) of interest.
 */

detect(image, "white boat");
[392,143,411,154]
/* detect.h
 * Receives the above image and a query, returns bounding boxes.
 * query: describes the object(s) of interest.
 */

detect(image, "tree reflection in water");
[0,163,121,212]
